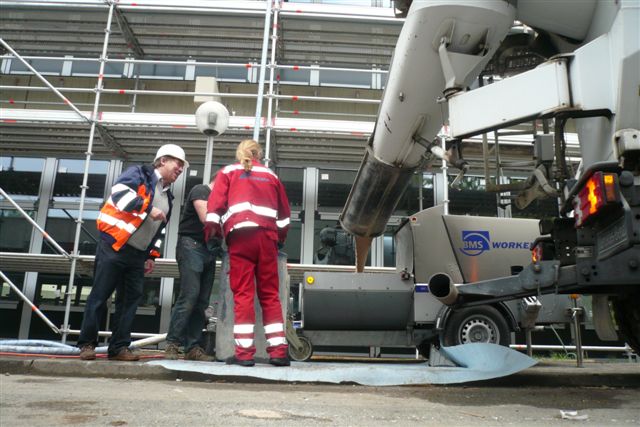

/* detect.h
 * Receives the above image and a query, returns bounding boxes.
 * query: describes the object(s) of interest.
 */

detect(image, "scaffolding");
[1,0,404,342]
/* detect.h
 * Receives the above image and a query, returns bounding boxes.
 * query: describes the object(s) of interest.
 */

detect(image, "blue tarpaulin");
[149,343,536,386]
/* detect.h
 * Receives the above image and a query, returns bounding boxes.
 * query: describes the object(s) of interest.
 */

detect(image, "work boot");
[79,344,96,361]
[108,348,140,362]
[269,357,290,367]
[225,356,255,367]
[164,342,180,360]
[185,346,214,362]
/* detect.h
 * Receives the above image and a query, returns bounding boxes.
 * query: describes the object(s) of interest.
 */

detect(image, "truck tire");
[612,291,640,354]
[442,306,511,347]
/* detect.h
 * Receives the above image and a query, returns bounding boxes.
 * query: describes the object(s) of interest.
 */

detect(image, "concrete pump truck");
[335,0,639,354]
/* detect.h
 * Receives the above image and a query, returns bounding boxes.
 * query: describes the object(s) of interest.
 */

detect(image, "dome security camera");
[195,101,230,136]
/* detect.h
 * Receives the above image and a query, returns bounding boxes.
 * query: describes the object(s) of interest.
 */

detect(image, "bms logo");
[460,230,491,256]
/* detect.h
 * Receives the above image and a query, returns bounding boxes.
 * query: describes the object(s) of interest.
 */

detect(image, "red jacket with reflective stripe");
[97,164,173,258]
[205,161,290,243]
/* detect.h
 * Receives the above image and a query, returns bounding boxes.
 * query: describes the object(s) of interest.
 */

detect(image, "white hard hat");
[154,144,189,168]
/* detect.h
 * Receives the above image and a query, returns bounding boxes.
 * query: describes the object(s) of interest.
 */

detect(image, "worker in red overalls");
[205,139,291,367]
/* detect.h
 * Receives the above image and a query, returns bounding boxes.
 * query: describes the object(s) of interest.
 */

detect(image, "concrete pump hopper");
[296,205,572,360]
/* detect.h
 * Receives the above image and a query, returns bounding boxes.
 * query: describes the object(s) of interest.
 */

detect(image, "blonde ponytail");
[235,139,263,172]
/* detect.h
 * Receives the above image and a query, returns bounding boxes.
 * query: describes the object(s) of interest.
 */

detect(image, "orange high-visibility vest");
[96,164,172,257]
[97,182,153,251]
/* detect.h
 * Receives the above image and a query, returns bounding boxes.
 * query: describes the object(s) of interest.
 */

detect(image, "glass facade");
[383,225,401,268]
[281,220,302,264]
[0,152,539,340]
[0,209,35,253]
[182,163,223,204]
[409,173,436,214]
[28,273,163,341]
[278,167,304,210]
[29,273,93,340]
[448,175,499,216]
[0,157,46,253]
[0,272,24,338]
[53,159,109,203]
[0,156,44,201]
[43,209,100,255]
[394,173,423,216]
[317,169,356,213]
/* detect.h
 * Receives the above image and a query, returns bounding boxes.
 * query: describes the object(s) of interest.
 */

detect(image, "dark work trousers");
[166,235,218,352]
[78,239,146,357]
[228,228,288,361]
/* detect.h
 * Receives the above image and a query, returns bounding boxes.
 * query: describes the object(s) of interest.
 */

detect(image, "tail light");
[532,243,543,263]
[573,172,621,227]
[531,238,554,263]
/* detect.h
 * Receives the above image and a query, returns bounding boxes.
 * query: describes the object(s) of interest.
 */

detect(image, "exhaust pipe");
[429,273,459,306]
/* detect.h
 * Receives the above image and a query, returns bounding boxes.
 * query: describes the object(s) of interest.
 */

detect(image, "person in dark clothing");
[164,178,221,361]
[78,144,187,361]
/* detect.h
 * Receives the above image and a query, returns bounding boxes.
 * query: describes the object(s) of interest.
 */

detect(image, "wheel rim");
[459,315,500,344]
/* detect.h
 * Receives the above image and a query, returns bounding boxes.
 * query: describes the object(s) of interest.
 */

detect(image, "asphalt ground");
[5,374,640,426]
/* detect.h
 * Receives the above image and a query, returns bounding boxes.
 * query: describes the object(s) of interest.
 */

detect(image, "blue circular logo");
[460,230,491,256]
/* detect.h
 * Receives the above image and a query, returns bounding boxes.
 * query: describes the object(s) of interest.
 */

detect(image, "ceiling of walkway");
[0,118,372,169]
[1,1,400,67]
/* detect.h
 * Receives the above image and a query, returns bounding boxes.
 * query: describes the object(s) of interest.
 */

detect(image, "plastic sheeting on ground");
[149,343,537,386]
[0,339,79,355]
